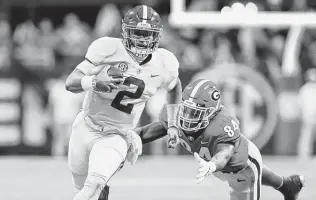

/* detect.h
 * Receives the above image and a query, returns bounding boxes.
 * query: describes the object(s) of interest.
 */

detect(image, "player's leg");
[261,165,283,189]
[247,141,263,200]
[227,160,262,200]
[73,134,128,200]
[261,164,304,200]
[228,141,263,200]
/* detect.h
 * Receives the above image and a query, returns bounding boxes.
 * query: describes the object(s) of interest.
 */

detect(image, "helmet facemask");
[178,100,220,132]
[122,23,162,60]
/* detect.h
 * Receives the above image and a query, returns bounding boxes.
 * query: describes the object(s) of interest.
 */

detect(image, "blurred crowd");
[0,0,315,157]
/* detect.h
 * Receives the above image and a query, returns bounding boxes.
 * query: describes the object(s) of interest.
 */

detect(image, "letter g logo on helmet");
[211,90,220,101]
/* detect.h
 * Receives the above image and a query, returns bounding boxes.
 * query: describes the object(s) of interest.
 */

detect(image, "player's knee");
[98,134,128,158]
[80,173,108,199]
[89,146,126,177]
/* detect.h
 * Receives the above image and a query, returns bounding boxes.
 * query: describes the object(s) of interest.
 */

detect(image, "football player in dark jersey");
[137,79,304,200]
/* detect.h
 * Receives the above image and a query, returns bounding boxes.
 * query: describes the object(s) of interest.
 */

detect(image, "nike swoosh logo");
[150,74,159,78]
[237,179,246,182]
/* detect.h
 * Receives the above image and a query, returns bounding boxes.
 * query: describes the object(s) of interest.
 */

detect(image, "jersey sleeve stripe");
[248,155,261,200]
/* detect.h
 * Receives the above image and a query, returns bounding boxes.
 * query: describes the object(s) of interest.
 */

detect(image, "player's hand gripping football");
[90,65,124,93]
[167,126,180,148]
[194,152,216,184]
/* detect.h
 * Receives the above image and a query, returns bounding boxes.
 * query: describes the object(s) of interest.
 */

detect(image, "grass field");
[0,156,314,200]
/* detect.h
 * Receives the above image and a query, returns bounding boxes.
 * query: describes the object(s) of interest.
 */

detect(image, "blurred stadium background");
[0,0,315,199]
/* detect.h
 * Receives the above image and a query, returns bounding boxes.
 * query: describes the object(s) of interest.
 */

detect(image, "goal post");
[168,0,311,76]
[169,12,316,28]
[168,0,307,154]
[169,0,316,28]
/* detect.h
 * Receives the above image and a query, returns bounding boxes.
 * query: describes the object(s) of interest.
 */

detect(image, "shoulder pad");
[157,48,179,74]
[205,117,229,137]
[205,110,241,144]
[85,37,118,65]
[206,108,240,137]
[157,48,179,89]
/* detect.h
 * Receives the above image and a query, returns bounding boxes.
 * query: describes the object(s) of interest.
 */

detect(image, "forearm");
[167,78,182,104]
[136,122,167,144]
[210,145,234,171]
[167,78,182,128]
[65,69,86,93]
[65,60,97,93]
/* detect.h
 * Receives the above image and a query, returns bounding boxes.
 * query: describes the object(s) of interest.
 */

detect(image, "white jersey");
[77,37,179,129]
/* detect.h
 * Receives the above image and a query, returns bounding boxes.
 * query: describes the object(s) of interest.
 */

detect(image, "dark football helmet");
[122,5,163,61]
[179,79,222,132]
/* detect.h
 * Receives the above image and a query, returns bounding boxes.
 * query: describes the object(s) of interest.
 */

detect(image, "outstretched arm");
[210,143,235,171]
[166,78,182,148]
[166,78,182,125]
[167,78,182,105]
[194,143,234,184]
[136,122,168,144]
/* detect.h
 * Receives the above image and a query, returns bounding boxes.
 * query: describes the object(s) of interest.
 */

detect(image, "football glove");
[167,126,180,149]
[126,130,143,165]
[194,152,216,184]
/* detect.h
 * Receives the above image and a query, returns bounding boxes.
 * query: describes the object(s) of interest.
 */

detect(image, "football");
[107,66,124,79]
[88,65,123,79]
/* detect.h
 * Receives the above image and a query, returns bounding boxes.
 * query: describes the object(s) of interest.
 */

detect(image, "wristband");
[167,104,179,128]
[208,161,217,173]
[81,75,95,91]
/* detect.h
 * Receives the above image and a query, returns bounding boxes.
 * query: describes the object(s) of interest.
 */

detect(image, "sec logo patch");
[118,62,128,72]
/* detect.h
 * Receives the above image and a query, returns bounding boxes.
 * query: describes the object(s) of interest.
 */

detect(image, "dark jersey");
[159,105,249,173]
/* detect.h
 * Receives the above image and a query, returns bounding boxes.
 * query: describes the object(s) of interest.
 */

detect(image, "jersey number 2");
[111,76,145,114]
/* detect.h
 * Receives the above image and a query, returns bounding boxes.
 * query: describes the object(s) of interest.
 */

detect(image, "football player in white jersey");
[65,5,182,200]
